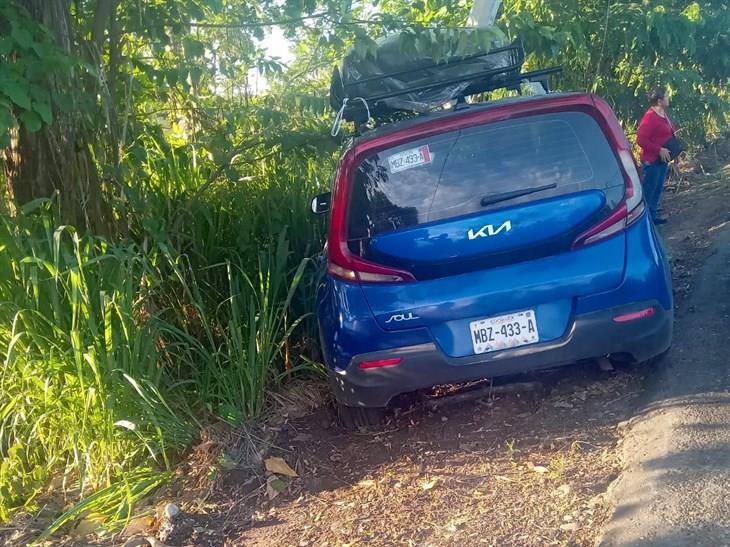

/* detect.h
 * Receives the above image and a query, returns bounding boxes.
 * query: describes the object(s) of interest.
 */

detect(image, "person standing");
[637,87,675,225]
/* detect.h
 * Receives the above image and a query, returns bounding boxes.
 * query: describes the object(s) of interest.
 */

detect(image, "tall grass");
[0,189,317,529]
[151,230,312,425]
[0,201,194,522]
[205,232,311,422]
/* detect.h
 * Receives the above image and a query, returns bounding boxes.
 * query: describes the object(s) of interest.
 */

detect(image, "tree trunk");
[4,0,109,232]
[107,0,121,173]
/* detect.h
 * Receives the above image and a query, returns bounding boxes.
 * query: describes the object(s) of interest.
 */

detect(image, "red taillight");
[613,307,656,323]
[326,261,357,282]
[359,357,401,369]
[327,260,414,283]
[573,148,645,249]
[327,148,416,284]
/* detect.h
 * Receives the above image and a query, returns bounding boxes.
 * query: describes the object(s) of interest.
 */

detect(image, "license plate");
[470,310,539,355]
[387,145,432,173]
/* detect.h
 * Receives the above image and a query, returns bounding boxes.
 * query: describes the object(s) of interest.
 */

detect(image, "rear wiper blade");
[480,182,558,207]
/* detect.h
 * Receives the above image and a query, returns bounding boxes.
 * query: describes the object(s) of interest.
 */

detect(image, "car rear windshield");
[347,110,624,255]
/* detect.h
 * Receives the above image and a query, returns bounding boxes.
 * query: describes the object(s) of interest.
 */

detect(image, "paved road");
[600,225,730,547]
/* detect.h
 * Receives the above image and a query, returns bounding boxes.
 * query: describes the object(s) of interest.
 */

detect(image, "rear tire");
[337,403,386,430]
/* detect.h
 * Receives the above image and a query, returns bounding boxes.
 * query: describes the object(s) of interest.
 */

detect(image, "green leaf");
[33,100,52,124]
[189,67,203,86]
[187,2,205,20]
[29,84,50,104]
[224,166,238,181]
[32,41,57,61]
[219,403,243,426]
[165,69,179,88]
[183,37,205,59]
[205,0,224,10]
[682,2,702,23]
[0,37,12,56]
[0,96,13,112]
[0,106,15,134]
[10,24,33,50]
[2,79,31,110]
[19,109,41,132]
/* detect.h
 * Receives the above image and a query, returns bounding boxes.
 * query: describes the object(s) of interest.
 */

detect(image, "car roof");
[355,92,589,143]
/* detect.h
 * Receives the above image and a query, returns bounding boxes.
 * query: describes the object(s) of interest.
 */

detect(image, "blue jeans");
[642,160,668,220]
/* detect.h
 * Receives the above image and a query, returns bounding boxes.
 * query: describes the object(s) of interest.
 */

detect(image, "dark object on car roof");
[330,28,561,127]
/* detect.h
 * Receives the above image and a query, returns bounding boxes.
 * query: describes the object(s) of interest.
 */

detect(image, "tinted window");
[347,111,624,254]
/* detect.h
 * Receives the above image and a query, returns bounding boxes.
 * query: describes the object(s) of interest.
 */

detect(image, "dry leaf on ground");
[265,456,298,477]
[420,478,439,491]
[121,515,156,538]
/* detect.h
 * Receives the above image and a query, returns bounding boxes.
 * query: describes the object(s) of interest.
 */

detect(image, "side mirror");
[311,192,331,215]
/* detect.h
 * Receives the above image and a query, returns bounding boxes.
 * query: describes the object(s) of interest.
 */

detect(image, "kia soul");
[313,93,673,428]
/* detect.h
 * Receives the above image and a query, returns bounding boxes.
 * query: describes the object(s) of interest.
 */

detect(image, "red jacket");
[637,108,675,164]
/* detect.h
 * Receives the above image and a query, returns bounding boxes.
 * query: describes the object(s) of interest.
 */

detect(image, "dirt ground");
[5,142,729,547]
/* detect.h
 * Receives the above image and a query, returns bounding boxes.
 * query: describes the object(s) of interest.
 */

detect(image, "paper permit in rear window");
[387,145,432,173]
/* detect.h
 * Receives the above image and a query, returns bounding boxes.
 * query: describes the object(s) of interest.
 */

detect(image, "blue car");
[313,93,673,428]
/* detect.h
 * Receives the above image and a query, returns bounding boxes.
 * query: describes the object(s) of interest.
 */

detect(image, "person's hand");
[659,147,671,162]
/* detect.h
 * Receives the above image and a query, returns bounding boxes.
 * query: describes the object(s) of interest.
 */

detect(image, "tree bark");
[4,0,109,232]
[107,0,121,171]
[91,0,113,55]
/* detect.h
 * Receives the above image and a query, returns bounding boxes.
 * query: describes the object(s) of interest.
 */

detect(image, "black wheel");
[337,403,386,430]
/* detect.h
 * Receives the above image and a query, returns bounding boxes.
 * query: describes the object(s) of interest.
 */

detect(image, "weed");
[505,439,518,461]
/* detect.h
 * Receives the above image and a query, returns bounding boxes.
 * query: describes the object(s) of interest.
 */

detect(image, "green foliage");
[0,3,73,146]
[185,231,311,423]
[0,201,195,522]
[347,26,507,63]
[500,0,730,141]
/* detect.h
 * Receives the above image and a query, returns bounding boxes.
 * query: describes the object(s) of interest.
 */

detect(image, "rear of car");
[316,93,672,425]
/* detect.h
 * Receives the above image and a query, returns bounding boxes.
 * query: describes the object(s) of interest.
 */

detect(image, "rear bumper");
[330,300,673,408]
